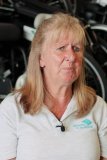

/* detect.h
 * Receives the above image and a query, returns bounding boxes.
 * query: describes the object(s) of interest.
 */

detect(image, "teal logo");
[73,119,93,129]
[82,119,92,125]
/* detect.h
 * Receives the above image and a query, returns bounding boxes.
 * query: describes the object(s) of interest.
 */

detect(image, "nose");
[64,47,76,62]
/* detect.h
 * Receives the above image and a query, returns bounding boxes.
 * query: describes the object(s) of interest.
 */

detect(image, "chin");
[63,77,78,85]
[62,79,74,86]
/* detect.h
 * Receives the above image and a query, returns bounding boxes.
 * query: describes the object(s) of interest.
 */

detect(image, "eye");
[57,46,66,51]
[72,45,80,53]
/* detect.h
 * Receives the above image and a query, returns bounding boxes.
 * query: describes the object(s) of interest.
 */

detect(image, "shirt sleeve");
[0,95,18,160]
[97,97,107,158]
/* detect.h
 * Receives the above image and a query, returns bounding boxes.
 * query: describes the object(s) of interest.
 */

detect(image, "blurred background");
[0,0,107,102]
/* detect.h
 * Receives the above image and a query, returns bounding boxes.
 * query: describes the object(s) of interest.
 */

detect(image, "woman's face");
[39,32,84,86]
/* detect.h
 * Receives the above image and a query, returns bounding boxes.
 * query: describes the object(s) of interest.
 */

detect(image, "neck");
[43,72,73,100]
[45,85,72,101]
[44,85,72,119]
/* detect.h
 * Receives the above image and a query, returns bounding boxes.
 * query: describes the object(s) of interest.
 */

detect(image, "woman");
[0,12,107,160]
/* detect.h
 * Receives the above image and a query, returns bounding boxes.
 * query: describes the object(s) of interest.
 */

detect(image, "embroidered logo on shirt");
[73,119,93,129]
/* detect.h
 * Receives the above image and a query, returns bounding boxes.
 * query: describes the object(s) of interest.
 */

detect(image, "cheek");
[78,54,83,63]
[75,57,83,70]
[44,54,61,71]
[78,57,83,65]
[55,50,67,60]
[51,54,64,64]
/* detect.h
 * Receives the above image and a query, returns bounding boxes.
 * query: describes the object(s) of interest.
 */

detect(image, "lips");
[62,67,75,74]
[62,67,73,70]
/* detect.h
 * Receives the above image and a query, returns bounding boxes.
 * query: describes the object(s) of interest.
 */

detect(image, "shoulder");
[92,96,107,125]
[0,93,23,119]
[0,94,21,159]
[93,96,107,112]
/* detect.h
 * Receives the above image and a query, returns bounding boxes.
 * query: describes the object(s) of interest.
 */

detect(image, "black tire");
[91,26,107,42]
[86,29,107,79]
[84,52,107,101]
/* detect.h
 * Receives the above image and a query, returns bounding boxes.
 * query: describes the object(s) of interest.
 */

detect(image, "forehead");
[45,28,84,46]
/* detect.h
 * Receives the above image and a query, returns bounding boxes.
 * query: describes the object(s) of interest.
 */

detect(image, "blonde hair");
[16,12,96,117]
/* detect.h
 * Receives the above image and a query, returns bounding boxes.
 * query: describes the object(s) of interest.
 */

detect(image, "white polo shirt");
[0,94,107,160]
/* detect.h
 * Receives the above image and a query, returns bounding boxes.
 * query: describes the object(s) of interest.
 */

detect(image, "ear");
[39,54,45,68]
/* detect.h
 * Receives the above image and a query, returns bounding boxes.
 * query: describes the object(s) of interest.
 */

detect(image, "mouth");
[62,67,74,74]
[62,67,73,71]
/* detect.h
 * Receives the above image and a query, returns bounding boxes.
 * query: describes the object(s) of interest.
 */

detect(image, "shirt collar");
[60,95,77,121]
[42,95,78,121]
